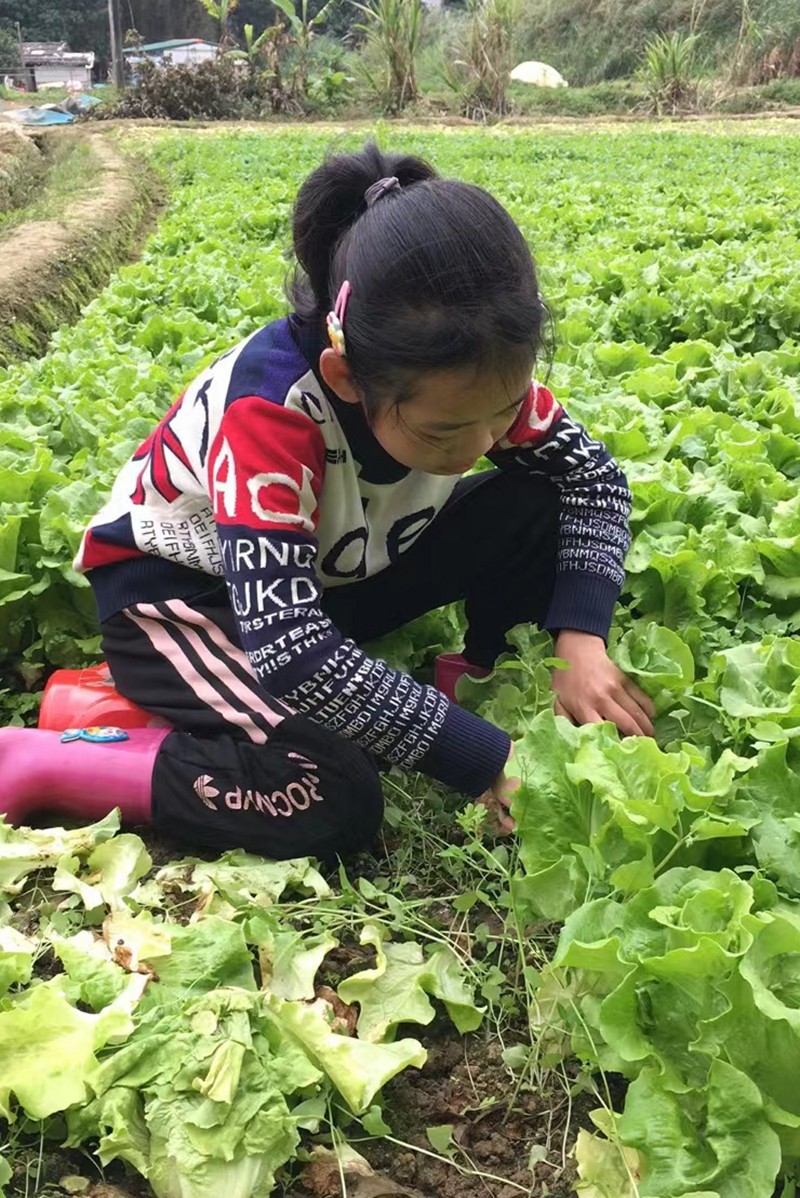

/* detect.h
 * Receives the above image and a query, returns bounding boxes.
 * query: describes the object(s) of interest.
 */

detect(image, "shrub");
[354,0,423,112]
[94,57,260,121]
[715,75,800,110]
[446,0,519,119]
[640,31,700,114]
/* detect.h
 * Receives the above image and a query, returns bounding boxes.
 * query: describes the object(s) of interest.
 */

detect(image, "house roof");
[123,39,218,55]
[22,41,94,67]
[22,42,67,56]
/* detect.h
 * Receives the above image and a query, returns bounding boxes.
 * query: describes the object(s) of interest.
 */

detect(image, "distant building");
[123,39,219,70]
[21,42,95,90]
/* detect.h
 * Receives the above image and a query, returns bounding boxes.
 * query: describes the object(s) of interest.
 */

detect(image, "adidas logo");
[191,770,324,818]
[193,774,220,810]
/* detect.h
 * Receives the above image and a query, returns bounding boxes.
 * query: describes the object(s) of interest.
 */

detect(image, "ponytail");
[291,142,436,318]
[289,141,550,419]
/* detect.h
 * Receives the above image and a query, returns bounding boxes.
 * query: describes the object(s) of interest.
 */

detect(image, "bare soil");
[5,1026,581,1198]
[97,110,800,139]
[325,1028,579,1198]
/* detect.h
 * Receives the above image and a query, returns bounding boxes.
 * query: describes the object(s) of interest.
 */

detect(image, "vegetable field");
[2,124,800,1198]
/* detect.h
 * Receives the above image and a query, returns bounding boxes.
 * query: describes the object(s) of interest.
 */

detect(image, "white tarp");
[510,61,568,88]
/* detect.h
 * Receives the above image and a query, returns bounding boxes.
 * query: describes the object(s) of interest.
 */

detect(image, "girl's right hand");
[477,769,521,835]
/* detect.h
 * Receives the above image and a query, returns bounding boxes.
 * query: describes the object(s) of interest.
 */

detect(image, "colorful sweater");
[75,316,632,796]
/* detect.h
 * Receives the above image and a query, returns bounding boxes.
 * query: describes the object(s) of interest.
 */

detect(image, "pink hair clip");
[326,280,352,357]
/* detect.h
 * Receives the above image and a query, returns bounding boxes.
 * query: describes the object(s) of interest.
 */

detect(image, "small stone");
[393,1153,418,1184]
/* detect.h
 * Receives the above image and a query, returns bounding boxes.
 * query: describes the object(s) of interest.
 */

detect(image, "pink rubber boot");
[435,653,491,702]
[0,727,170,827]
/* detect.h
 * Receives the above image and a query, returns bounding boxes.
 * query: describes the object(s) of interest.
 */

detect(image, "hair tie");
[364,176,401,208]
[326,279,351,357]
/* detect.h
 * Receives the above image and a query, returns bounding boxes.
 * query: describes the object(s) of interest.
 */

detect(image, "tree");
[225,19,273,69]
[196,0,241,47]
[271,0,340,94]
[128,0,217,43]
[0,24,21,75]
[229,1,354,43]
[0,0,109,54]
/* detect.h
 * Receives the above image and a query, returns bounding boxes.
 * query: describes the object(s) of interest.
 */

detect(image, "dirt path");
[1,137,126,287]
[0,130,159,367]
[95,110,800,140]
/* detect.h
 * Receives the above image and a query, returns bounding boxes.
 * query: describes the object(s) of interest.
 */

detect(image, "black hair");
[290,141,550,417]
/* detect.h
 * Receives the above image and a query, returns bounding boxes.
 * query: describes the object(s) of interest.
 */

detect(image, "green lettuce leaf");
[613,622,695,695]
[68,989,312,1198]
[134,851,329,920]
[0,1150,10,1196]
[574,1126,640,1197]
[265,993,427,1114]
[255,920,337,1001]
[618,1061,781,1198]
[0,975,139,1120]
[0,926,34,998]
[337,924,483,1041]
[0,812,120,896]
[730,741,800,894]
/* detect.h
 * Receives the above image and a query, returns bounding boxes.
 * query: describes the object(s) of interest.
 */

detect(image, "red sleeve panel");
[208,395,509,797]
[208,396,326,535]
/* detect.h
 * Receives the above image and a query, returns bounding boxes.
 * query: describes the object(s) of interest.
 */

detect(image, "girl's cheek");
[373,422,427,469]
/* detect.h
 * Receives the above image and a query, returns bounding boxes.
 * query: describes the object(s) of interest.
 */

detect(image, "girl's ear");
[319,347,363,405]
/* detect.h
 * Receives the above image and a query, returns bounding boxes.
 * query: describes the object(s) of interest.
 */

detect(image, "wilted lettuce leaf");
[338,923,484,1041]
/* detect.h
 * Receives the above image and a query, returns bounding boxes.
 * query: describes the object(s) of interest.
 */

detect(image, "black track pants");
[100,470,559,857]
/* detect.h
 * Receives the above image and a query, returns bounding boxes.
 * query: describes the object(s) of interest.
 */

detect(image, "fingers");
[622,676,656,720]
[601,696,650,738]
[551,651,657,739]
[491,775,520,833]
[476,791,516,835]
[496,776,521,806]
[484,799,515,834]
[554,692,654,738]
[612,683,655,737]
[495,809,516,834]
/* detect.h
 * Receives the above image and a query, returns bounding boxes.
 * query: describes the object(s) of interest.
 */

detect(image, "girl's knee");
[267,716,385,855]
[336,741,385,849]
[151,718,385,860]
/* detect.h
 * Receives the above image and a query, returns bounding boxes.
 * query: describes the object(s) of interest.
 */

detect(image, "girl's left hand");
[552,630,655,738]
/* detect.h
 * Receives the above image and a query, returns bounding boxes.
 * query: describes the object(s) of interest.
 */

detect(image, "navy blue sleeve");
[210,395,510,796]
[488,384,632,643]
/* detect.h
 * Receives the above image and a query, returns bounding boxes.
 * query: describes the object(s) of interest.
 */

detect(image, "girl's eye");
[415,428,455,446]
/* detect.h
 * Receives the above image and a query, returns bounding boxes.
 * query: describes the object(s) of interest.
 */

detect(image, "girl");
[2,143,654,855]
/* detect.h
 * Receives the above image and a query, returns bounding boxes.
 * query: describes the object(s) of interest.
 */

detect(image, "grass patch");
[0,140,102,240]
[0,134,160,369]
[0,128,46,217]
[0,85,74,103]
[715,76,800,111]
[508,80,647,117]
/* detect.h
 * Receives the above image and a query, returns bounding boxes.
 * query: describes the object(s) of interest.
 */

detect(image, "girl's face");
[321,351,534,476]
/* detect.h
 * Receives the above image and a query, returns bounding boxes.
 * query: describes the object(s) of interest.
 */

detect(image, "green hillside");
[514,0,800,85]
